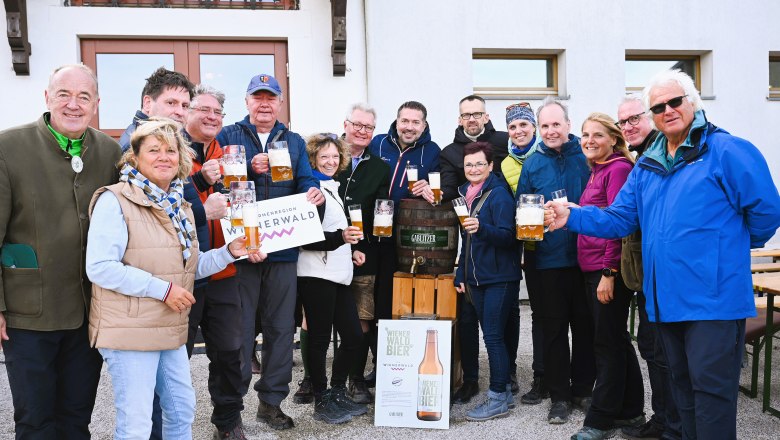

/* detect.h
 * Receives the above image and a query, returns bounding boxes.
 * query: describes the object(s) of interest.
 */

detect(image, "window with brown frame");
[472,53,558,97]
[625,54,701,92]
[80,39,288,138]
[770,55,780,98]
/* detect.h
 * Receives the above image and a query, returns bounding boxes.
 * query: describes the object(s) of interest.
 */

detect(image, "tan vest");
[88,182,199,351]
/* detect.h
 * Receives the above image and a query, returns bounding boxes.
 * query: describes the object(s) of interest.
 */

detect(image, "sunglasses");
[649,95,688,115]
[506,102,532,111]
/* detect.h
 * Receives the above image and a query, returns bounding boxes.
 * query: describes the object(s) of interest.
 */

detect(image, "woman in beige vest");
[85,118,255,440]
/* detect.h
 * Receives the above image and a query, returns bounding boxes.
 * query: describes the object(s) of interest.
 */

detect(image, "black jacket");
[440,121,509,202]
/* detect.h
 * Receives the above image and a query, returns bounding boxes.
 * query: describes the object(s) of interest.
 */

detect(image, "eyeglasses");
[464,162,489,170]
[190,106,226,118]
[346,120,376,133]
[616,113,646,129]
[505,102,532,111]
[648,95,688,115]
[459,112,485,120]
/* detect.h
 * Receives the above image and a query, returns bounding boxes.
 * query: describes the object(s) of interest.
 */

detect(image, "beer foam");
[374,213,393,227]
[454,205,469,217]
[242,203,260,227]
[349,209,363,222]
[516,207,544,225]
[223,163,247,176]
[407,168,418,181]
[268,149,292,167]
[428,173,440,188]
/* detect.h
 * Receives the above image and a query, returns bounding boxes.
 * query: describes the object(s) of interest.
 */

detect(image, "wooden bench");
[752,262,780,273]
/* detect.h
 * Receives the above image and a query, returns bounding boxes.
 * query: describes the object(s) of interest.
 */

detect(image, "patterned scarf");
[120,164,195,261]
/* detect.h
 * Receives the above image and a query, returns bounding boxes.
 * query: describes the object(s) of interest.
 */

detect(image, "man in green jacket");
[0,64,120,439]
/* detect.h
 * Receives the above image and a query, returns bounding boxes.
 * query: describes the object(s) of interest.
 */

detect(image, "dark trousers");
[4,321,102,440]
[523,249,545,377]
[236,261,297,406]
[470,281,520,393]
[656,320,745,440]
[186,277,244,430]
[582,271,644,430]
[537,267,595,402]
[299,277,363,393]
[636,292,681,439]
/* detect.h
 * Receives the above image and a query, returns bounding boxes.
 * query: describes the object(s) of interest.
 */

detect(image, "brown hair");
[463,141,494,164]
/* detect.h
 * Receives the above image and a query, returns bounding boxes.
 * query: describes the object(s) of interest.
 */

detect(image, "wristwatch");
[602,268,618,278]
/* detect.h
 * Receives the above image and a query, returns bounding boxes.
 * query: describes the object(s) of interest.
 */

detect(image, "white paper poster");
[220,193,324,254]
[375,319,451,429]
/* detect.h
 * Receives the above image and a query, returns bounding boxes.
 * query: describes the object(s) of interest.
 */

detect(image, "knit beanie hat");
[506,102,536,126]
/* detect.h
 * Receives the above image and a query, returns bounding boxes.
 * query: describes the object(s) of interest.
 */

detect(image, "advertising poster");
[374,319,451,429]
[220,193,324,254]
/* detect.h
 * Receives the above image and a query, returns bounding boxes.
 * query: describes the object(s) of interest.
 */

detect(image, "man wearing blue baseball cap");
[217,73,324,431]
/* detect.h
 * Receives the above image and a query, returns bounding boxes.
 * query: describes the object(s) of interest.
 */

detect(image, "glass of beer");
[516,194,545,241]
[452,197,469,227]
[552,189,568,204]
[373,199,394,237]
[428,172,441,205]
[348,204,363,238]
[221,145,247,189]
[242,201,261,252]
[229,181,256,228]
[406,163,418,192]
[268,141,293,182]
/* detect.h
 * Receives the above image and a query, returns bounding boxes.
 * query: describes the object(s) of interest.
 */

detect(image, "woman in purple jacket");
[571,113,644,440]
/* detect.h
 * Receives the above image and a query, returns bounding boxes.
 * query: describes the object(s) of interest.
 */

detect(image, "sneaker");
[452,380,480,405]
[548,400,572,424]
[364,368,376,388]
[572,396,592,413]
[293,378,313,404]
[312,390,352,425]
[505,384,515,409]
[466,389,510,422]
[347,379,373,404]
[570,426,617,440]
[620,418,664,440]
[256,400,294,430]
[510,373,520,395]
[521,377,549,405]
[212,422,247,440]
[614,414,646,428]
[331,386,368,416]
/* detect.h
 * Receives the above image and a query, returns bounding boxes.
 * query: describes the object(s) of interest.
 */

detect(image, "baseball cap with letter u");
[246,74,282,96]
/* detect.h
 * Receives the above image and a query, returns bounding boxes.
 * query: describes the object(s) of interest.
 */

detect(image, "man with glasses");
[182,85,247,439]
[216,73,324,431]
[546,70,780,439]
[615,95,681,440]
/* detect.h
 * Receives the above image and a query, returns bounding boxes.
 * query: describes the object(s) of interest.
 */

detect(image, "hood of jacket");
[537,133,582,158]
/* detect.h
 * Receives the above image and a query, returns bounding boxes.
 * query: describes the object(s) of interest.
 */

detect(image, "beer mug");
[452,197,469,227]
[229,181,256,228]
[373,199,394,237]
[552,189,568,204]
[242,201,262,252]
[348,204,363,239]
[221,145,247,189]
[516,194,545,241]
[428,172,442,205]
[406,163,418,192]
[268,141,293,182]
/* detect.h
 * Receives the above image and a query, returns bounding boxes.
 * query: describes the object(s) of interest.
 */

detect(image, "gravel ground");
[2,286,780,439]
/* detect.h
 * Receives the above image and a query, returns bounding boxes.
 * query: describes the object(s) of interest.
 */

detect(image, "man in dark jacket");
[0,64,120,439]
[616,95,680,440]
[216,73,324,431]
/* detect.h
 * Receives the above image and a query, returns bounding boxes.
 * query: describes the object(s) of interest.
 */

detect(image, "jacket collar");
[458,172,500,198]
[629,129,658,157]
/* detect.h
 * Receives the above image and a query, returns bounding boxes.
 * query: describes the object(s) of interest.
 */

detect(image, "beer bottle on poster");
[417,328,443,421]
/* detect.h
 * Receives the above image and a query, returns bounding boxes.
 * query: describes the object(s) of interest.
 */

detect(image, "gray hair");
[191,84,226,108]
[536,96,569,122]
[620,92,644,107]
[49,64,99,97]
[642,69,704,112]
[346,102,377,122]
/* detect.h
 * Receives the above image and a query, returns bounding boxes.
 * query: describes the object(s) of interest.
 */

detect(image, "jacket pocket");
[621,235,643,292]
[2,267,43,317]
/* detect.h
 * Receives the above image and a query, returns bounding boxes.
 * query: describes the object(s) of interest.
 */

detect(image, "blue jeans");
[469,281,519,393]
[99,345,195,440]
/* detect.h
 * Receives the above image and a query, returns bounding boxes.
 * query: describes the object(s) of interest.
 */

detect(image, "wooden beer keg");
[396,198,458,275]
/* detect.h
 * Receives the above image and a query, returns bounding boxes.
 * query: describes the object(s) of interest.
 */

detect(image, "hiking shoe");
[521,377,549,405]
[506,384,516,409]
[570,426,617,439]
[364,368,377,388]
[548,400,572,424]
[466,389,510,422]
[347,379,373,404]
[452,381,480,405]
[256,400,294,430]
[614,414,646,428]
[293,378,313,404]
[510,373,520,395]
[312,390,352,424]
[331,386,368,416]
[212,422,247,440]
[620,418,664,439]
[572,396,593,413]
